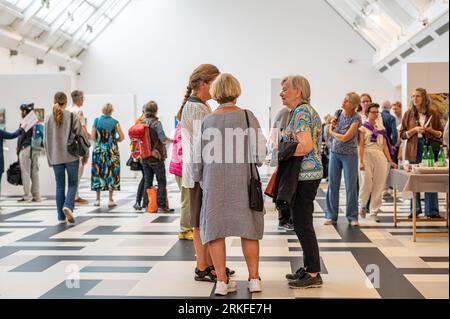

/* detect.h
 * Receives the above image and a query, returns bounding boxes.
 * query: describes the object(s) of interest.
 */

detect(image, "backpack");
[31,123,44,151]
[129,123,153,160]
[7,161,22,186]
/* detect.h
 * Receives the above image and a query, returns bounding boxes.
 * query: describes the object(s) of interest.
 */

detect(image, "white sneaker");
[370,213,380,223]
[248,278,262,293]
[324,219,337,225]
[108,201,117,208]
[58,219,67,224]
[350,220,360,227]
[214,280,237,296]
[94,200,100,207]
[62,207,75,224]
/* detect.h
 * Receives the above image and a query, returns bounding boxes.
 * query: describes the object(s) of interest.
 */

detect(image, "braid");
[179,86,193,121]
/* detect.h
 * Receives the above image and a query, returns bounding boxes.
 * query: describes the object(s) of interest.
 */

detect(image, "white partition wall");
[0,74,72,197]
[83,94,137,179]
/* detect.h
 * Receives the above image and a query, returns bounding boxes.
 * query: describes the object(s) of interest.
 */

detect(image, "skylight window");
[0,0,130,51]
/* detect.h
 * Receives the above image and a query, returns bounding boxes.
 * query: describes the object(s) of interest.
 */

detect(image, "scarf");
[363,121,394,157]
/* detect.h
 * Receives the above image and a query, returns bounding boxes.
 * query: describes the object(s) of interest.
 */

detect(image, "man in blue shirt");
[381,101,398,201]
[381,101,398,154]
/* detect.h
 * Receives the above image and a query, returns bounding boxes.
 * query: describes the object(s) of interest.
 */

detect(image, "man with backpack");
[17,103,41,203]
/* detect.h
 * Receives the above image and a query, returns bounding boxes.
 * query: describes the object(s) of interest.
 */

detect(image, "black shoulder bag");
[68,113,90,158]
[244,110,264,212]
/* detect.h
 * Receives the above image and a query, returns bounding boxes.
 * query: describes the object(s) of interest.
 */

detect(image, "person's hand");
[82,157,89,165]
[20,123,27,129]
[415,126,425,135]
[389,161,398,169]
[360,161,365,171]
[424,126,435,134]
[329,124,335,135]
[330,118,337,130]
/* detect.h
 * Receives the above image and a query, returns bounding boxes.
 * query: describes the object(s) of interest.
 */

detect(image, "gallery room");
[0,0,449,302]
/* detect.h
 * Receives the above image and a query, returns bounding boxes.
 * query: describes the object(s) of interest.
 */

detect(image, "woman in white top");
[180,64,227,283]
[358,103,397,222]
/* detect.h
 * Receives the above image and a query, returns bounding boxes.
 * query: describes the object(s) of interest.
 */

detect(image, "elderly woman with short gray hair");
[193,73,267,296]
[279,75,324,289]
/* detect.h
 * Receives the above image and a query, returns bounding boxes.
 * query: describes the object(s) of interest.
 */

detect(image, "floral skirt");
[91,144,121,192]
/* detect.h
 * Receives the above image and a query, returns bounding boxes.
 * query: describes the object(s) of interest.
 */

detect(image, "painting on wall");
[429,93,449,126]
[0,109,5,130]
[34,108,45,123]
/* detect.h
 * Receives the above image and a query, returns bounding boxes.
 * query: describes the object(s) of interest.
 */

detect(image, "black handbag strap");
[244,110,261,182]
[69,112,74,140]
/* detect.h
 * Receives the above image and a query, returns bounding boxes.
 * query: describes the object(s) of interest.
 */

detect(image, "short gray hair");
[382,100,391,111]
[71,90,84,102]
[282,75,311,103]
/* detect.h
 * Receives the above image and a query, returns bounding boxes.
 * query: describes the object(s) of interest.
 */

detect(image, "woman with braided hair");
[180,64,235,283]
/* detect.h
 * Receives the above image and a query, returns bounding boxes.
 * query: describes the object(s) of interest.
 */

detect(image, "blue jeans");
[410,138,439,216]
[325,152,359,222]
[52,161,79,221]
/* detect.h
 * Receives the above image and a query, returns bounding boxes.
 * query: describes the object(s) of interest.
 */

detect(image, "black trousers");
[292,179,321,273]
[142,161,167,209]
[136,169,145,205]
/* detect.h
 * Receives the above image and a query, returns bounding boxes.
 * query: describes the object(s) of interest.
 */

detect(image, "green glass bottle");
[428,146,435,167]
[421,145,429,167]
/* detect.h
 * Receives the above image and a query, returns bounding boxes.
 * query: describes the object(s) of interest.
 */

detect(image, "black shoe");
[158,207,175,214]
[278,223,294,231]
[286,267,307,281]
[408,212,423,219]
[210,265,235,277]
[383,193,394,201]
[427,214,442,219]
[133,203,142,211]
[194,266,216,282]
[288,273,323,289]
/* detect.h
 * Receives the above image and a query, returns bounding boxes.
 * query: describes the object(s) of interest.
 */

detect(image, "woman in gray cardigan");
[193,74,267,296]
[44,92,83,224]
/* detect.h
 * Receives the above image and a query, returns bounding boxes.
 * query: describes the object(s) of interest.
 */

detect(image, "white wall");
[0,74,72,197]
[78,0,399,135]
[402,62,450,110]
[0,47,78,87]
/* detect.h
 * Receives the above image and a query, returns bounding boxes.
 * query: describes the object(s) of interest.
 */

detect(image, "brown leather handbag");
[264,170,277,198]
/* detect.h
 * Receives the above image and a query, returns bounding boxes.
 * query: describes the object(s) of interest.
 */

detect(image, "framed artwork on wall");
[429,93,449,126]
[34,108,45,123]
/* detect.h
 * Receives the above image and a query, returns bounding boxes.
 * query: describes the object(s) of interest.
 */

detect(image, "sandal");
[210,265,236,277]
[194,266,216,282]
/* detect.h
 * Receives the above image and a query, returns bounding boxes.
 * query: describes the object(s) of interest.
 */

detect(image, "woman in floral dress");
[91,103,125,208]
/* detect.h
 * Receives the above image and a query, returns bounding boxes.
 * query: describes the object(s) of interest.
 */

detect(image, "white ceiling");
[325,0,449,61]
[0,0,130,60]
[0,0,448,71]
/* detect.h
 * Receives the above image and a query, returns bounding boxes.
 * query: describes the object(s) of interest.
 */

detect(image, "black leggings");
[136,169,145,205]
